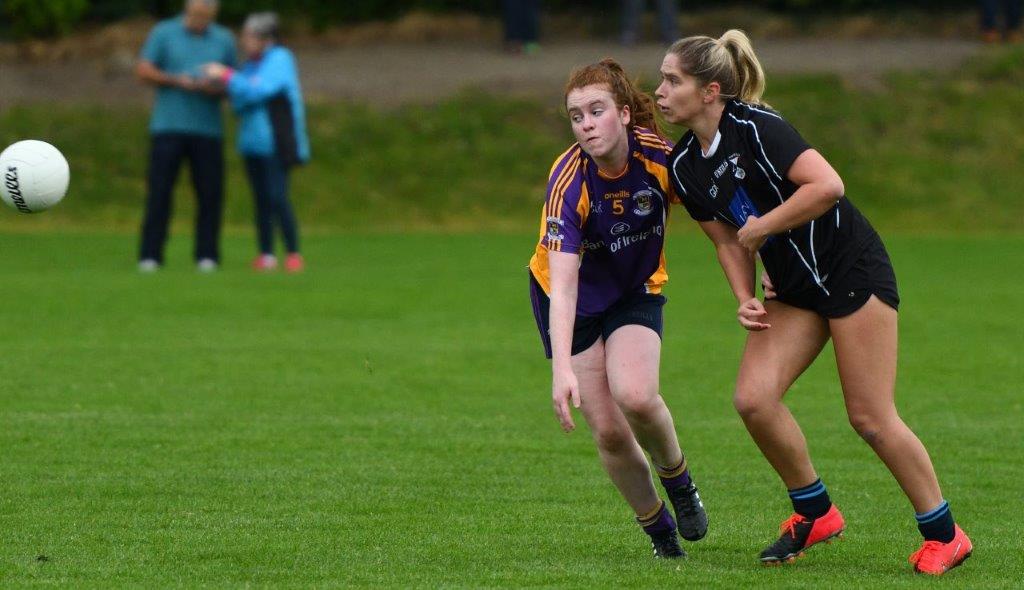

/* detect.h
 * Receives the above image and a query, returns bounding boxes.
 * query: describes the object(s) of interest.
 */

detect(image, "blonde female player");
[528,59,709,559]
[654,30,971,574]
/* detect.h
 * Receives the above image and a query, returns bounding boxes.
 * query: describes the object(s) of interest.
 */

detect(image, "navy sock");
[916,500,956,543]
[655,457,692,491]
[636,500,676,536]
[788,478,831,519]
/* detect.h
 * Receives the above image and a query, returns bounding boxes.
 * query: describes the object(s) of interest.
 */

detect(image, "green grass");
[3,46,1024,234]
[0,231,1020,587]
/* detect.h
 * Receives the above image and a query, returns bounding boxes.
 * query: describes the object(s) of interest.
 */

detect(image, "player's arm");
[548,250,582,432]
[213,52,292,108]
[699,220,770,331]
[736,149,844,253]
[136,59,193,90]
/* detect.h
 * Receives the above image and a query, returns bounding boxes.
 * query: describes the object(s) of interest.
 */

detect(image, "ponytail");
[667,29,768,106]
[717,30,766,104]
[564,58,663,136]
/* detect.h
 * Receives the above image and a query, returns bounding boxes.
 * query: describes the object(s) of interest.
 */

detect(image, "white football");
[0,140,71,213]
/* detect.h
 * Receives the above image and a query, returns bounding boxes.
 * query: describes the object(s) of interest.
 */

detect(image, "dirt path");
[0,39,981,108]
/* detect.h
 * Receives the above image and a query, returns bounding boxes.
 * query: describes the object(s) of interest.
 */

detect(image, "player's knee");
[847,412,886,444]
[593,425,634,455]
[616,388,659,420]
[733,387,772,419]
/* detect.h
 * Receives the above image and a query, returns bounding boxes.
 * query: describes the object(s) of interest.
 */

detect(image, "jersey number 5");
[612,199,624,215]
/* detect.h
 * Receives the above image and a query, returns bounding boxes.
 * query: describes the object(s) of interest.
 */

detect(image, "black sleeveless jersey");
[667,100,876,297]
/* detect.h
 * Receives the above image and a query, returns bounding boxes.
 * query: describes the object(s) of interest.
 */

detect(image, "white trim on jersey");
[671,135,695,196]
[754,161,785,205]
[740,102,784,121]
[809,220,822,282]
[835,206,840,228]
[700,130,722,159]
[787,237,831,296]
[727,113,783,182]
[731,113,830,295]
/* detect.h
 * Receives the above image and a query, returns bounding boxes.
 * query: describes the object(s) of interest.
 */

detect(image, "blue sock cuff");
[915,500,950,524]
[788,479,826,500]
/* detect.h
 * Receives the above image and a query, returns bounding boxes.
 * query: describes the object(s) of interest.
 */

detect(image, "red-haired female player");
[528,59,708,559]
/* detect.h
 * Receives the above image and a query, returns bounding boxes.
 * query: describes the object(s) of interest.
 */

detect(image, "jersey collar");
[700,130,722,159]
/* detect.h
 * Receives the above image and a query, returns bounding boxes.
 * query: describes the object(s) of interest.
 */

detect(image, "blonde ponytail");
[667,29,769,106]
[717,30,766,104]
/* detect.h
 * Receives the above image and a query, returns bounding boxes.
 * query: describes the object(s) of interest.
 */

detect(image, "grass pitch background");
[0,232,1020,587]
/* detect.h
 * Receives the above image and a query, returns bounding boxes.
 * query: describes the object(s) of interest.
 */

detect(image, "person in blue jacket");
[205,12,310,272]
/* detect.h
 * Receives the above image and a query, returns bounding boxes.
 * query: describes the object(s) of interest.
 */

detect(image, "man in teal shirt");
[136,0,236,272]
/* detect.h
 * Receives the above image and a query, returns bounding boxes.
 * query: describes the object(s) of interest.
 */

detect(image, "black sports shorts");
[771,234,900,319]
[529,274,666,359]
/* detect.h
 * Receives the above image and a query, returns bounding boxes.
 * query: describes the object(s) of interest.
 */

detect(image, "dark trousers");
[621,0,680,44]
[138,133,224,263]
[243,155,299,255]
[981,0,1022,30]
[502,0,539,43]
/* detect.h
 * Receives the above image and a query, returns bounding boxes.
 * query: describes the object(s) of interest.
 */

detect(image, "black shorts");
[529,274,665,359]
[771,235,900,318]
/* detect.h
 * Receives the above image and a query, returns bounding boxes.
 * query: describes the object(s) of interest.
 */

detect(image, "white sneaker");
[252,254,278,271]
[196,258,218,273]
[138,259,160,273]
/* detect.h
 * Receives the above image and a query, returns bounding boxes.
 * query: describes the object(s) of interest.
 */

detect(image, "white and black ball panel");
[0,140,71,213]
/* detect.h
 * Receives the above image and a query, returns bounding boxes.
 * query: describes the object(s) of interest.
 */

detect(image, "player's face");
[655,54,704,125]
[565,85,630,161]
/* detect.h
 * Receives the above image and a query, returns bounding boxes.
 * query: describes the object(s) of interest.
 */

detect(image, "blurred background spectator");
[204,12,309,273]
[135,0,236,272]
[502,0,540,54]
[979,0,1022,42]
[621,0,681,46]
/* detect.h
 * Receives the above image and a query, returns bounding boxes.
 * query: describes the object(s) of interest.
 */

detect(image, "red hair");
[563,58,661,137]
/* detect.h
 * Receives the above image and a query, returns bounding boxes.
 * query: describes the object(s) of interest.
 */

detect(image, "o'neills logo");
[4,166,32,213]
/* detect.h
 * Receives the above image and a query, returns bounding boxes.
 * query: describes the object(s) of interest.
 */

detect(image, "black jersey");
[668,99,875,297]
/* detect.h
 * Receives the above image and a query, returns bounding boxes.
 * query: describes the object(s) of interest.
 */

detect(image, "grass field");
[1,231,1020,587]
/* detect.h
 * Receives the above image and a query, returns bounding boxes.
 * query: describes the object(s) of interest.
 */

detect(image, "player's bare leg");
[733,300,843,563]
[605,325,708,541]
[831,295,971,574]
[572,338,684,557]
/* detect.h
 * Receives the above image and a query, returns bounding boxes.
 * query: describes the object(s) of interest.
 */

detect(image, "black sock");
[916,500,956,543]
[788,478,831,520]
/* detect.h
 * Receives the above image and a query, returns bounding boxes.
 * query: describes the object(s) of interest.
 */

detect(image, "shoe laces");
[780,514,808,538]
[909,540,945,566]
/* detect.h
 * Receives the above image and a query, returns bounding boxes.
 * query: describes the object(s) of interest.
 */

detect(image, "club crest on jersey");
[631,189,654,216]
[728,153,746,180]
[546,216,565,241]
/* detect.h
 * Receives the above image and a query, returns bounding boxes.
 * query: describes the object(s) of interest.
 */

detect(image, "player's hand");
[761,271,777,300]
[202,62,230,79]
[737,215,769,254]
[176,74,198,91]
[737,297,771,331]
[552,368,581,433]
[196,79,226,96]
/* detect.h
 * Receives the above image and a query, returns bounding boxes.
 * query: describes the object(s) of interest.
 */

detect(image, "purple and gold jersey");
[529,127,678,316]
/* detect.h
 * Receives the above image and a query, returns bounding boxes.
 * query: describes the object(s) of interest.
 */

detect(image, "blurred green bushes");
[2,0,89,37]
[2,0,974,39]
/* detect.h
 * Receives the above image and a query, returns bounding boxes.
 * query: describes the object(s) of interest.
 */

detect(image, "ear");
[620,104,632,127]
[703,81,722,103]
